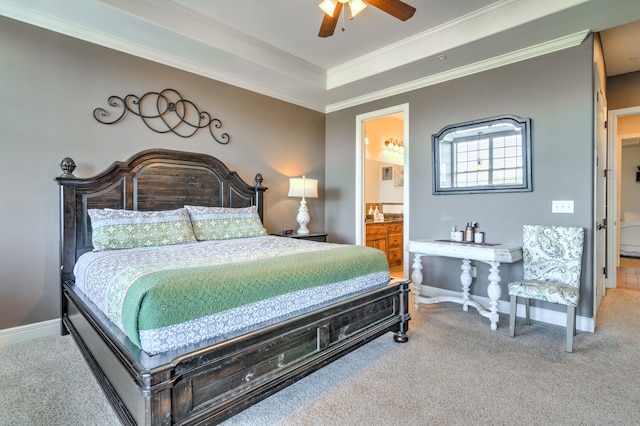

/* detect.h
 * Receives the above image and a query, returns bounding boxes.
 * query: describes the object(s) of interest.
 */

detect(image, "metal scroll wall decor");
[93,88,230,144]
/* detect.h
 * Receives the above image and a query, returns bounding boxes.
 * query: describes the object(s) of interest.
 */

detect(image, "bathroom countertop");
[365,217,404,224]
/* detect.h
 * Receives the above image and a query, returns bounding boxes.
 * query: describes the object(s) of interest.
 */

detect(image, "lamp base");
[296,227,310,235]
[296,198,311,235]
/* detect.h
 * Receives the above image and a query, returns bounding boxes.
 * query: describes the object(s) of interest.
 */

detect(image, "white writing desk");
[407,239,523,330]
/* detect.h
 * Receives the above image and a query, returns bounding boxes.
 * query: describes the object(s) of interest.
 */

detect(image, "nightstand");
[275,232,328,242]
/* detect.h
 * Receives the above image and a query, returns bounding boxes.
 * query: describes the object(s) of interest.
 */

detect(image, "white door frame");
[607,105,640,288]
[355,103,410,276]
[593,71,606,317]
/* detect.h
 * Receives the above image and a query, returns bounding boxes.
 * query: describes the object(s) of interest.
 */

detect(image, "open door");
[594,68,607,317]
[355,104,410,277]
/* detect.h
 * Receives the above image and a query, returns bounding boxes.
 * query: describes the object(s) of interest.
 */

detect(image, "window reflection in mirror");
[433,115,532,194]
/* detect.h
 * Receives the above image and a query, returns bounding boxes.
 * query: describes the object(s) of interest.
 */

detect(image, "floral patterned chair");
[508,225,585,352]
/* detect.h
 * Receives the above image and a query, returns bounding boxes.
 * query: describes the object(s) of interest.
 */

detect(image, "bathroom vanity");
[365,219,403,268]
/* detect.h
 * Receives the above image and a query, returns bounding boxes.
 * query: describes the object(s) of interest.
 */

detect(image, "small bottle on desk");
[465,222,477,242]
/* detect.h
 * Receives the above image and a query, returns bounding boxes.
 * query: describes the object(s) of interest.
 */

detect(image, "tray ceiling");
[2,0,639,112]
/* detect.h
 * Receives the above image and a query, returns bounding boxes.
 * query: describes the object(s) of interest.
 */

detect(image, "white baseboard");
[416,285,595,333]
[0,318,60,347]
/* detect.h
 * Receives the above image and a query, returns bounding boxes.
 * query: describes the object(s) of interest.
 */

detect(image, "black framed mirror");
[432,114,532,194]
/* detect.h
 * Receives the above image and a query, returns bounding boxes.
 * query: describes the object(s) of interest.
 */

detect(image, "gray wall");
[326,40,595,317]
[608,72,640,223]
[608,71,640,110]
[0,17,325,329]
[0,15,604,330]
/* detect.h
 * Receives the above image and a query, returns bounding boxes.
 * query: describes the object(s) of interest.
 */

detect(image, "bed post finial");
[59,157,76,178]
[254,173,263,187]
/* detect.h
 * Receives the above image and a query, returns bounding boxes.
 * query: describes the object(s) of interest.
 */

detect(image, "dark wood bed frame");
[55,148,410,425]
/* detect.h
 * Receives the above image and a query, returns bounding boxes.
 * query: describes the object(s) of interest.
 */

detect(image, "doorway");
[607,106,640,291]
[355,104,409,278]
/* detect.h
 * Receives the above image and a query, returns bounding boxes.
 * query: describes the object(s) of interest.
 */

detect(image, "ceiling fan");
[318,0,416,37]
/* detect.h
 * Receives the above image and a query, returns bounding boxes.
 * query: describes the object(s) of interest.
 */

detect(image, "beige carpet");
[2,288,640,425]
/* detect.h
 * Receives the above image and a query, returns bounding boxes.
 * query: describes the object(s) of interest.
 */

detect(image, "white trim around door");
[356,104,410,277]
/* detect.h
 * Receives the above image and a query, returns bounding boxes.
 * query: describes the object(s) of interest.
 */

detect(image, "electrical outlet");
[552,200,574,213]
[471,266,477,278]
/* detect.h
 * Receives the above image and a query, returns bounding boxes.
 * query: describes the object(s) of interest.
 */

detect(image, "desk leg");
[460,259,472,312]
[411,253,424,310]
[411,253,502,331]
[486,261,502,330]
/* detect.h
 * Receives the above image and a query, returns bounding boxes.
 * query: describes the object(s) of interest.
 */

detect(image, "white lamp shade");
[318,0,338,16]
[288,176,318,198]
[349,0,367,17]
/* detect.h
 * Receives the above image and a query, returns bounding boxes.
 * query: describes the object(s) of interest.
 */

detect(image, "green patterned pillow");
[88,208,197,250]
[185,205,267,241]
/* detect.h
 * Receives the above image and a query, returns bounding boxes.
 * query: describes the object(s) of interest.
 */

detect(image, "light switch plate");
[552,200,574,213]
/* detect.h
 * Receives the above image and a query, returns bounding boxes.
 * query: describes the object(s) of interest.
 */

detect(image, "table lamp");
[288,175,318,235]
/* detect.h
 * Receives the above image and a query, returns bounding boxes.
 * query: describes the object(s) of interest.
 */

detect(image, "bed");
[55,148,410,425]
[620,211,640,258]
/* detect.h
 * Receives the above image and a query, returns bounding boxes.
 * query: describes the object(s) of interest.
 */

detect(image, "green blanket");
[121,245,389,347]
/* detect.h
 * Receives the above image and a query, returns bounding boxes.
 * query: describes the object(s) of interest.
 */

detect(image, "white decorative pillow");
[88,208,197,250]
[185,205,267,241]
[624,211,640,223]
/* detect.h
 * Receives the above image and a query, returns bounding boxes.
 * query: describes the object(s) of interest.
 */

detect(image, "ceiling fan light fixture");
[349,0,367,18]
[318,0,416,37]
[319,0,338,16]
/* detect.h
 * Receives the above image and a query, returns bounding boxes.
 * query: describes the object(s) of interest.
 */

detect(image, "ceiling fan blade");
[366,0,416,21]
[318,2,343,37]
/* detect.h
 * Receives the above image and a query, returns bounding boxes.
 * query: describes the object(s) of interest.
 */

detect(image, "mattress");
[620,247,640,258]
[73,236,391,354]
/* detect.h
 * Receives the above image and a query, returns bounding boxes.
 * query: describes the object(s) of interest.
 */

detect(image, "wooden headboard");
[55,149,267,282]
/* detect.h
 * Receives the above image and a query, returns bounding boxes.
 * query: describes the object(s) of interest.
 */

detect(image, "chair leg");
[524,298,531,325]
[566,305,576,353]
[509,295,517,337]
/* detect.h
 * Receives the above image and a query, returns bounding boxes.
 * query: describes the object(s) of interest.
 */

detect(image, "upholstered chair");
[508,225,585,352]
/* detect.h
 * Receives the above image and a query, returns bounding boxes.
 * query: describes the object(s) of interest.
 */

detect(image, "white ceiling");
[2,0,640,112]
[600,19,640,76]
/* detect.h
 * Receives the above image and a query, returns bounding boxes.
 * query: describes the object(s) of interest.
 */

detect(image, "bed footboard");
[63,279,410,425]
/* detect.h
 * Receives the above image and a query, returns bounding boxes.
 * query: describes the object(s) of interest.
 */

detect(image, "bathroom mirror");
[432,114,532,194]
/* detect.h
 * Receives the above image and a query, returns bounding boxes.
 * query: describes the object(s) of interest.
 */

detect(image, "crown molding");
[326,0,591,89]
[325,30,591,113]
[104,0,327,86]
[0,0,328,112]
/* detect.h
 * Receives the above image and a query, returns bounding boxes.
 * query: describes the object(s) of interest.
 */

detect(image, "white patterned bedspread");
[73,236,391,354]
